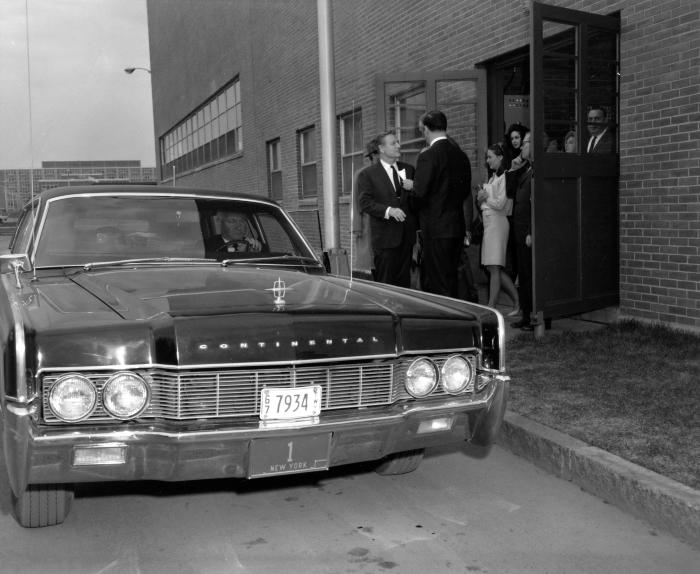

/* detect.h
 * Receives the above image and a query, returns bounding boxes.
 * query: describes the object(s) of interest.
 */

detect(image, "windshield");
[33,195,318,267]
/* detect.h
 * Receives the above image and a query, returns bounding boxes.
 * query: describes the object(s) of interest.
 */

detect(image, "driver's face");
[220,213,248,239]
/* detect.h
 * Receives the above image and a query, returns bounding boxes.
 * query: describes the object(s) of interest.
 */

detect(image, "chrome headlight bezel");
[405,357,439,398]
[102,371,150,420]
[440,354,473,394]
[48,374,97,422]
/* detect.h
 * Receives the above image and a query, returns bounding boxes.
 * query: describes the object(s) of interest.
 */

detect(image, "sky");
[0,0,156,169]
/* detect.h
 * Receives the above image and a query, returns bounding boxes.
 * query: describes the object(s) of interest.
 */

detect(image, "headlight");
[49,375,97,422]
[102,372,149,419]
[405,358,438,398]
[441,355,473,394]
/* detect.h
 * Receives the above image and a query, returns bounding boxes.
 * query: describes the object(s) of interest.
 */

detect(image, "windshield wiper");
[82,257,216,271]
[221,255,322,267]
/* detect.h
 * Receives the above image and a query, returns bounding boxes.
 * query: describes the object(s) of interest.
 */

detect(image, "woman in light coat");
[478,143,520,315]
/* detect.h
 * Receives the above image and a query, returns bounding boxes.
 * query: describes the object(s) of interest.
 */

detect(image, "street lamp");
[124,67,151,74]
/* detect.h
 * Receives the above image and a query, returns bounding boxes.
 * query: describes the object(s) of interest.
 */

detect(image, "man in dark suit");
[586,106,615,154]
[357,130,416,287]
[412,110,472,298]
[510,131,534,330]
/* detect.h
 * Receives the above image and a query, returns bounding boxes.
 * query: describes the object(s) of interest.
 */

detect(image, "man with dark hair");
[586,106,614,153]
[412,110,472,297]
[358,130,416,287]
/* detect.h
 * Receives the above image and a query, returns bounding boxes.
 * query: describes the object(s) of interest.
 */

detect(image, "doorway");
[484,3,621,327]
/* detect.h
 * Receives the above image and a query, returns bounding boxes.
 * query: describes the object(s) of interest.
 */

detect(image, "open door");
[531,3,620,327]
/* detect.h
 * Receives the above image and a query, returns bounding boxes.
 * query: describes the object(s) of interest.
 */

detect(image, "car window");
[32,195,316,267]
[11,201,39,255]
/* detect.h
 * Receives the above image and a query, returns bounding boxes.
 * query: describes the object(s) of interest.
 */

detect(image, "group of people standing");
[356,110,472,300]
[353,106,612,330]
[353,109,534,329]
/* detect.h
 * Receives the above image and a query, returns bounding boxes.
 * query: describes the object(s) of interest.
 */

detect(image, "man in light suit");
[586,106,615,153]
[358,130,416,287]
[412,110,472,298]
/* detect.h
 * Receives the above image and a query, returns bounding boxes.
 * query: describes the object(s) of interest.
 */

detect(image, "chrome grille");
[42,361,395,423]
[41,354,476,423]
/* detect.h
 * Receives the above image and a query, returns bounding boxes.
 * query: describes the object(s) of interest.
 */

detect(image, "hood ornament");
[267,277,289,310]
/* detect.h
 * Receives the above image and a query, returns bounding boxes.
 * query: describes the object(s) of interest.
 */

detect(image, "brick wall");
[616,0,700,330]
[146,0,700,331]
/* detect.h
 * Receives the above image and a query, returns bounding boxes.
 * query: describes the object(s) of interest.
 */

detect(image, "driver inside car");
[206,210,262,256]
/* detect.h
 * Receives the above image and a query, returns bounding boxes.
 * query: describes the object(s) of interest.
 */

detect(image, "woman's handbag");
[469,213,484,245]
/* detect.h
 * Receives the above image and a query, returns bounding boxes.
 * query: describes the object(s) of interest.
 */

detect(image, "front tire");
[12,484,74,528]
[375,449,424,475]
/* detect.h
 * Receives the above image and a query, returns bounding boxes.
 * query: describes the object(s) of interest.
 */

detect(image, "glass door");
[531,3,620,326]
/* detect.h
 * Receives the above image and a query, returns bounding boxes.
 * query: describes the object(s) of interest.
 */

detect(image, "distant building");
[0,160,157,213]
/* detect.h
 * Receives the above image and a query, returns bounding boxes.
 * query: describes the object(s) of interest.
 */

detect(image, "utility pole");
[317,0,347,274]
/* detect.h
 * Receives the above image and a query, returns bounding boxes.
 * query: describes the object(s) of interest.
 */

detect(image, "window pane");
[342,112,362,154]
[227,85,236,108]
[227,108,235,131]
[226,131,236,156]
[437,80,478,162]
[542,21,577,153]
[384,81,426,144]
[302,164,317,197]
[585,27,618,154]
[302,129,315,163]
[270,171,283,201]
[342,154,359,196]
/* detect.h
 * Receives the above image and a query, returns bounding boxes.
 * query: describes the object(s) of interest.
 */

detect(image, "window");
[299,126,317,199]
[377,72,485,180]
[267,139,282,201]
[383,81,427,167]
[159,78,242,178]
[339,110,363,196]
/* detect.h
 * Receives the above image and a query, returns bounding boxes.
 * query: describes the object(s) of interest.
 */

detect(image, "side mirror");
[0,254,32,288]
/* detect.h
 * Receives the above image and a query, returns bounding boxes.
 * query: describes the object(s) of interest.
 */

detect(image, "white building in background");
[0,160,157,214]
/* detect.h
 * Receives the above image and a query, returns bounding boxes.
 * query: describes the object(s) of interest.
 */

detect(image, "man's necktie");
[391,165,402,196]
[588,136,597,152]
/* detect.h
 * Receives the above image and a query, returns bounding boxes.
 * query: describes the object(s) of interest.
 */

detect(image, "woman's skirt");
[481,211,509,267]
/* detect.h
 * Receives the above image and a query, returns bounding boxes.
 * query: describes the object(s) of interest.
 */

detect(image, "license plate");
[248,433,331,478]
[260,385,322,421]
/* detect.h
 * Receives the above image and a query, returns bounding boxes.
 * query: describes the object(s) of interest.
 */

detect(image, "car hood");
[24,266,486,369]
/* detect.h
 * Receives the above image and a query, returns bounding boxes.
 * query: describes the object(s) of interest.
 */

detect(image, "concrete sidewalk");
[491,301,700,550]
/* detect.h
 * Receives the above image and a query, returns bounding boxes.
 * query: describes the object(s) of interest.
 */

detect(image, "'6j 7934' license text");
[260,385,322,421]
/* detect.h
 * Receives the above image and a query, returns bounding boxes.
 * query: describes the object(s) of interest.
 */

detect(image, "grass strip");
[507,320,700,489]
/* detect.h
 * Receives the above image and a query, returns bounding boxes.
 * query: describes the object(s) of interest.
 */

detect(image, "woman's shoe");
[507,306,521,317]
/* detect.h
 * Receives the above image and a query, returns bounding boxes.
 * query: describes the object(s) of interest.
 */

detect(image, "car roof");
[34,185,280,207]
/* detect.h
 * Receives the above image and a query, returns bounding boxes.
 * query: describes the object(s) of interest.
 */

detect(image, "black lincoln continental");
[0,185,509,527]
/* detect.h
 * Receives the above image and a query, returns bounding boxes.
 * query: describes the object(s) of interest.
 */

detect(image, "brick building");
[146,0,699,332]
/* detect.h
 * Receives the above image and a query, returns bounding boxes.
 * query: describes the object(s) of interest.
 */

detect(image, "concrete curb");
[496,411,700,550]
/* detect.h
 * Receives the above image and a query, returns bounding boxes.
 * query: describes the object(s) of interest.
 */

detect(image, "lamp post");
[124,67,151,74]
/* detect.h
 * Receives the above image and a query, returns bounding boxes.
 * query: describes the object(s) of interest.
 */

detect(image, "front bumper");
[3,376,509,492]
